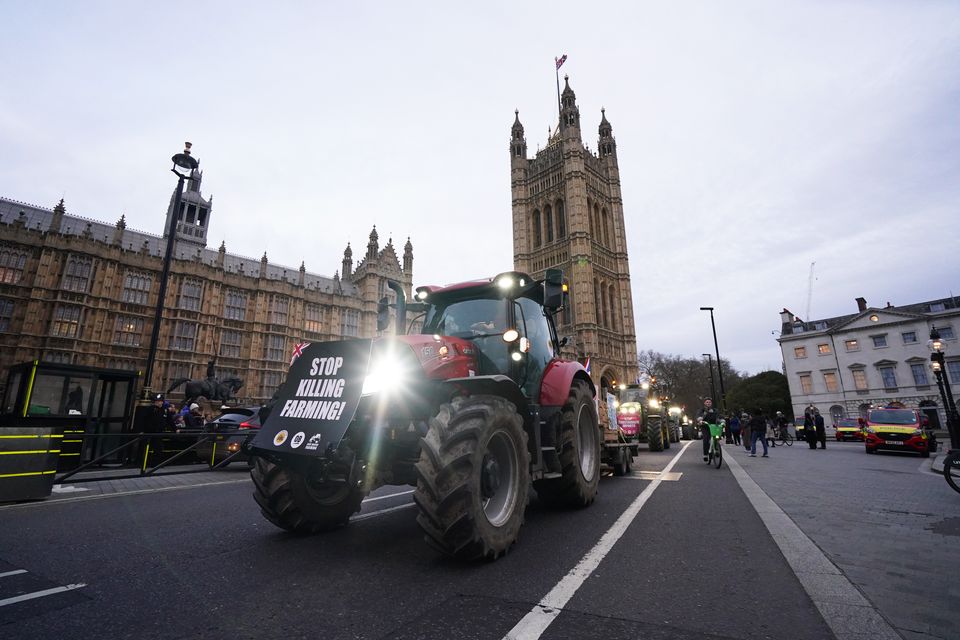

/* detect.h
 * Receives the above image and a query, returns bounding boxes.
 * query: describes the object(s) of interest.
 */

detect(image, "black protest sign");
[252,339,372,456]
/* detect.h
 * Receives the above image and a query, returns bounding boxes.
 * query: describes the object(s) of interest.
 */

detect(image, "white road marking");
[351,502,416,522]
[362,489,415,503]
[0,583,86,607]
[626,471,682,481]
[724,451,901,640]
[51,485,90,493]
[503,440,693,640]
[0,479,250,511]
[0,569,28,578]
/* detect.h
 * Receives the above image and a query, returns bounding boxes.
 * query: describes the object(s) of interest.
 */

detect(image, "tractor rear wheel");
[647,422,665,452]
[414,395,530,560]
[534,382,601,508]
[250,458,365,533]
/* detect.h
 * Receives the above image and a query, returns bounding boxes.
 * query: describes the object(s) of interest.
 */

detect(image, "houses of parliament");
[0,75,638,403]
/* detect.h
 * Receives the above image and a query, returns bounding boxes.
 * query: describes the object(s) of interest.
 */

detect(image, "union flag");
[290,342,311,366]
[555,54,567,70]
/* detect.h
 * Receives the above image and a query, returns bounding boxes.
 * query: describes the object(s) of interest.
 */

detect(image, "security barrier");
[0,426,63,501]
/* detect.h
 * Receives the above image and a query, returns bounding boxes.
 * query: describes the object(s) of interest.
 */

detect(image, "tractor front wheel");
[250,458,365,534]
[534,382,601,508]
[647,422,665,452]
[414,395,530,560]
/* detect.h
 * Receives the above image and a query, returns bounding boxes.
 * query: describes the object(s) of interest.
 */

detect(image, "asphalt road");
[0,438,941,640]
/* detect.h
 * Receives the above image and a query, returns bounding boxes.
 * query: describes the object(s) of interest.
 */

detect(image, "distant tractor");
[247,270,601,560]
[615,384,672,452]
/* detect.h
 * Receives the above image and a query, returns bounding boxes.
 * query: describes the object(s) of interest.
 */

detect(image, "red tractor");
[248,270,600,560]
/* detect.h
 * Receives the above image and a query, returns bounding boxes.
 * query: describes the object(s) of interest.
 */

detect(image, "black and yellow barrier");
[0,427,64,502]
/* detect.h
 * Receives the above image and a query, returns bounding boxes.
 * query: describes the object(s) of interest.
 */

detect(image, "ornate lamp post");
[928,327,960,449]
[700,307,727,410]
[140,143,200,401]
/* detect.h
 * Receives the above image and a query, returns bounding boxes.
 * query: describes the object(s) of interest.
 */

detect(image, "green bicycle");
[705,422,723,469]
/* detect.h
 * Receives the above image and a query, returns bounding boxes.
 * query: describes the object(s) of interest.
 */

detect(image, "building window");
[43,351,72,364]
[799,374,813,394]
[0,246,28,284]
[50,305,82,338]
[871,335,887,348]
[930,302,946,312]
[179,279,203,311]
[113,316,144,346]
[844,339,859,351]
[169,321,197,351]
[794,346,807,358]
[61,256,93,293]
[556,201,566,238]
[823,372,838,393]
[910,363,929,386]
[532,210,542,248]
[947,361,960,382]
[817,343,831,355]
[224,290,247,321]
[122,272,152,305]
[813,321,827,330]
[305,304,323,335]
[260,371,282,399]
[341,308,360,337]
[0,298,12,332]
[270,296,289,325]
[263,334,286,362]
[901,331,917,344]
[879,366,897,390]
[852,369,868,390]
[220,330,242,358]
[166,362,192,385]
[938,326,955,340]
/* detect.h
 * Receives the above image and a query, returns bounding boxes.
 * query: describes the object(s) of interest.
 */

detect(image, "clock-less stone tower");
[510,76,638,392]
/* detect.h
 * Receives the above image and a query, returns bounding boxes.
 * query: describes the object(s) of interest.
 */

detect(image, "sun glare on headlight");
[362,359,405,396]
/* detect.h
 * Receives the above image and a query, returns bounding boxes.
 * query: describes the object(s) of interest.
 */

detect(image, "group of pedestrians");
[696,399,804,460]
[803,407,827,449]
[146,394,206,433]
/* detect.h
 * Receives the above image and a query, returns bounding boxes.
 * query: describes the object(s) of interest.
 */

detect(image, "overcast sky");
[2,1,958,375]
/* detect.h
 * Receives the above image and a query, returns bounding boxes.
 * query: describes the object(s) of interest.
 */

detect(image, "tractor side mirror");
[376,296,390,332]
[543,268,565,310]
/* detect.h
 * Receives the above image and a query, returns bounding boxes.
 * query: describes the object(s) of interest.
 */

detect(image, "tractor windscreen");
[422,297,508,339]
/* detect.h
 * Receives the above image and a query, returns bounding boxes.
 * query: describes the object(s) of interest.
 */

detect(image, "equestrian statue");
[166,360,243,405]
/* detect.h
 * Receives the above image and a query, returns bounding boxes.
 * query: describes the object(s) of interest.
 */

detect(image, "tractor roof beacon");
[247,269,600,560]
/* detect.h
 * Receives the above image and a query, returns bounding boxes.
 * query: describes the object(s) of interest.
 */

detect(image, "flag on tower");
[555,54,567,70]
[290,342,311,366]
[583,356,591,374]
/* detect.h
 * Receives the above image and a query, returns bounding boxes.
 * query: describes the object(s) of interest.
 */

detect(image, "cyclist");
[774,411,788,442]
[697,398,719,462]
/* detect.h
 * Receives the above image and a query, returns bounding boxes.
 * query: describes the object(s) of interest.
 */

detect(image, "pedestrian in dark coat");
[742,413,752,450]
[729,414,742,446]
[749,411,769,457]
[814,409,826,449]
[804,411,817,449]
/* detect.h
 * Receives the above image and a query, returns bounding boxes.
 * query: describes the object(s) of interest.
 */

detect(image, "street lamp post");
[928,328,960,449]
[702,353,717,406]
[140,142,200,401]
[700,307,727,411]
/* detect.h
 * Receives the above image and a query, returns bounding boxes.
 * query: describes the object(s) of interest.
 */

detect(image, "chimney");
[856,297,867,312]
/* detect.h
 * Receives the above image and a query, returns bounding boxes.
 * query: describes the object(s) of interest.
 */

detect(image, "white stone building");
[778,296,960,428]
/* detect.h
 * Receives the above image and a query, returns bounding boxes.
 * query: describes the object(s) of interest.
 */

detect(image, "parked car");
[193,407,261,467]
[834,418,865,441]
[863,407,933,457]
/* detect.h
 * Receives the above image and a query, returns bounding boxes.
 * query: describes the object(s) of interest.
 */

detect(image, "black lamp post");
[700,306,727,411]
[140,142,199,401]
[703,353,717,406]
[928,327,960,449]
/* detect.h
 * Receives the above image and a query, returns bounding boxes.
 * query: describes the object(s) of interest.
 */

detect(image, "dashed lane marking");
[363,489,415,503]
[0,583,86,608]
[626,471,682,481]
[502,440,693,640]
[0,570,28,579]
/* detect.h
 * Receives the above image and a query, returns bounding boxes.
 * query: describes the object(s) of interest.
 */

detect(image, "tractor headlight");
[496,275,515,290]
[503,328,519,342]
[361,359,405,396]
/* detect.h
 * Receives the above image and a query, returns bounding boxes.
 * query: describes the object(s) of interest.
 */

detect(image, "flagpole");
[555,60,562,128]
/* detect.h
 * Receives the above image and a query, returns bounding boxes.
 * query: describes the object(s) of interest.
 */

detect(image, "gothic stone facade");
[0,185,413,405]
[510,76,639,392]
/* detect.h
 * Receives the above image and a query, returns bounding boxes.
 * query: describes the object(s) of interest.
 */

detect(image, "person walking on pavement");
[697,398,719,462]
[742,412,752,451]
[749,410,769,457]
[804,410,817,449]
[729,413,742,446]
[814,408,827,449]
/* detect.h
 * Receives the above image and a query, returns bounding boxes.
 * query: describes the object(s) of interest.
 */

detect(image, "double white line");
[0,569,86,608]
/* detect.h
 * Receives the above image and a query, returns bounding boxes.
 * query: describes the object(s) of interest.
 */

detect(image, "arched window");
[829,404,845,423]
[556,200,566,238]
[545,205,554,243]
[608,284,618,332]
[532,210,542,247]
[594,204,602,242]
[594,278,604,328]
[602,209,611,246]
